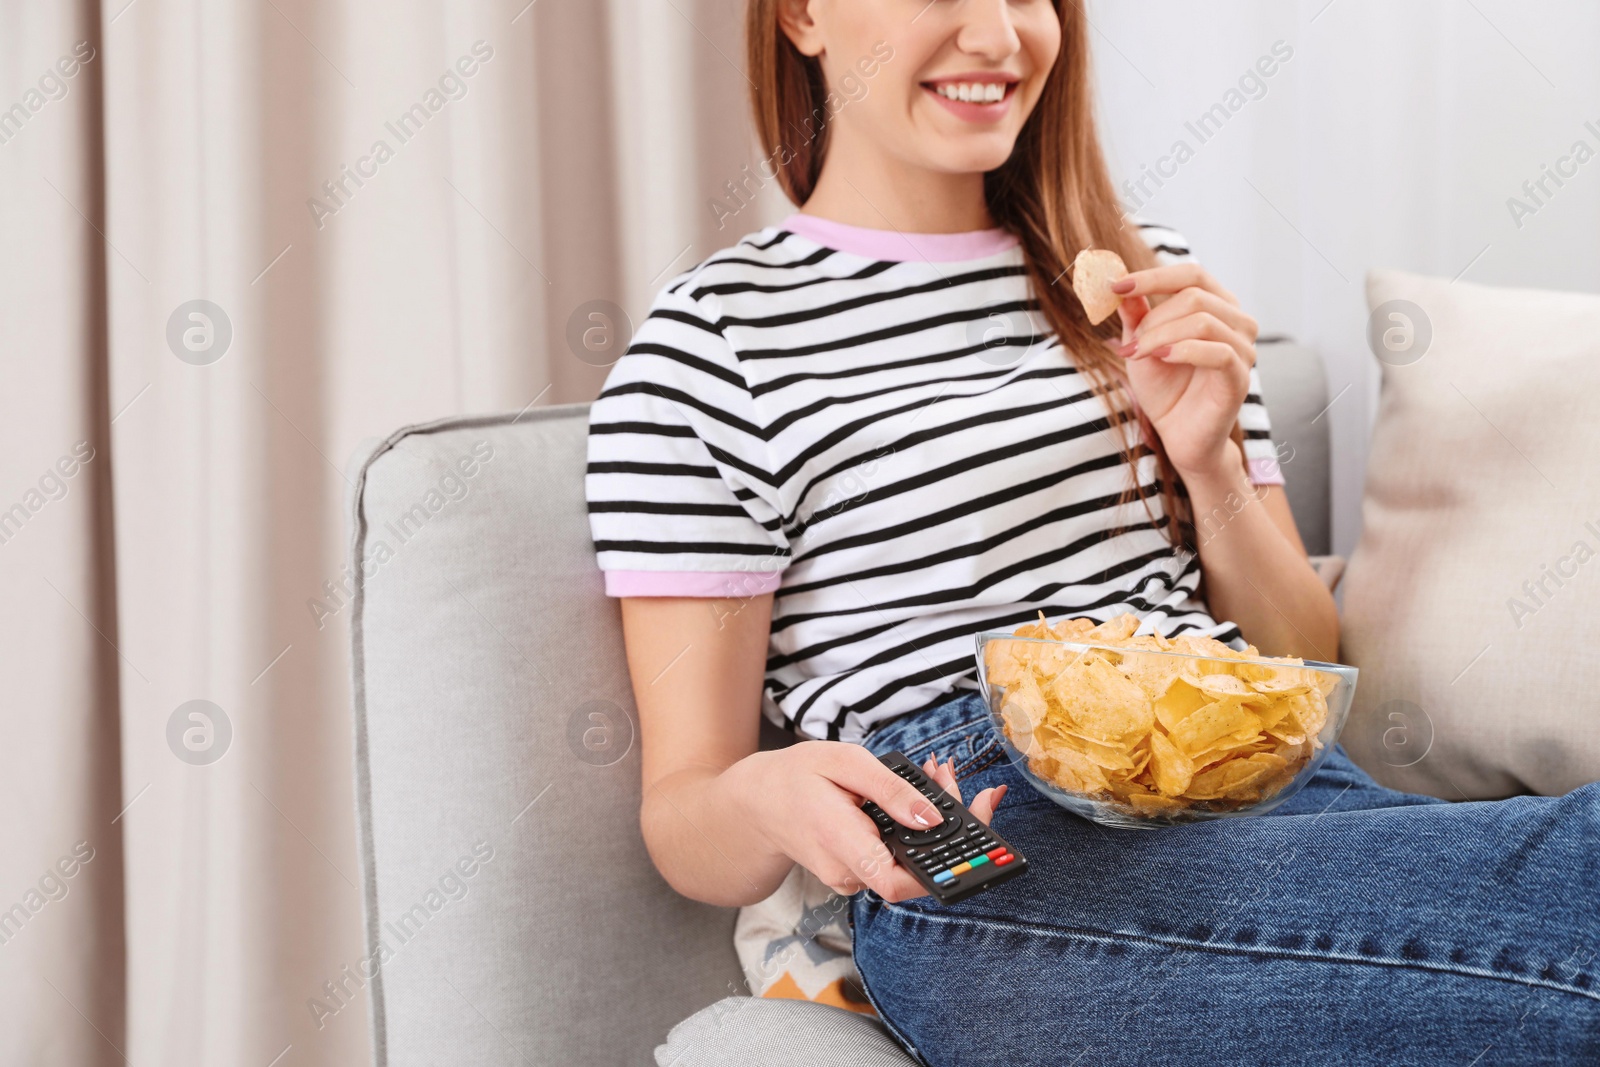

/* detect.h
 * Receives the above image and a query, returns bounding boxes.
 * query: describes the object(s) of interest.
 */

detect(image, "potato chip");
[1147,730,1195,796]
[1127,793,1185,814]
[1193,673,1268,704]
[1153,678,1208,733]
[1044,654,1153,742]
[1168,700,1260,756]
[1084,613,1139,643]
[1070,248,1128,325]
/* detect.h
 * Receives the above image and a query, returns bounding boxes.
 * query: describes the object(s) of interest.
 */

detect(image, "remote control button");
[949,861,972,876]
[994,853,1014,867]
[985,846,1008,861]
[933,870,954,885]
[969,855,990,869]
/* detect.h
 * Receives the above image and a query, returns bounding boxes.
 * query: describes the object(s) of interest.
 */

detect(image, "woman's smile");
[919,72,1020,123]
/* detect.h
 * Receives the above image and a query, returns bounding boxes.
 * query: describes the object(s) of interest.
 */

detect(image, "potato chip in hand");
[1071,248,1128,326]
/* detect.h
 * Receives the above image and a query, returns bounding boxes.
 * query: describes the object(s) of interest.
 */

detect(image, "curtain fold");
[3,1,769,1063]
[0,2,125,1065]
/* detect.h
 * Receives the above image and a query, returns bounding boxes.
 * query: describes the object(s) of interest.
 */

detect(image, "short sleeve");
[585,284,791,597]
[1237,365,1284,486]
[1133,219,1283,487]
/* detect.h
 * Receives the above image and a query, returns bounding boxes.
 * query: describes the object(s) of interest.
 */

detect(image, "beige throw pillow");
[1340,269,1600,799]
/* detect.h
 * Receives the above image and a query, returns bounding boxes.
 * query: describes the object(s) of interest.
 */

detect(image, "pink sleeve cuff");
[603,569,784,598]
[1246,456,1285,486]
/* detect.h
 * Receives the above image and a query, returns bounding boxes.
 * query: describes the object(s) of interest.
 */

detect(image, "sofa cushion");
[656,998,917,1066]
[1340,270,1600,798]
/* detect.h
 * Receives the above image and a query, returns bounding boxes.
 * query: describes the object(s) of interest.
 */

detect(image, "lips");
[920,74,1020,123]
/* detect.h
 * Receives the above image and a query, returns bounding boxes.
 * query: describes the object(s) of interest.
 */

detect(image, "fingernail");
[1111,278,1135,294]
[1115,341,1136,357]
[911,807,933,828]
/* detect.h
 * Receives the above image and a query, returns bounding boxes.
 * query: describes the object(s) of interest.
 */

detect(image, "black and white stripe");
[586,223,1279,742]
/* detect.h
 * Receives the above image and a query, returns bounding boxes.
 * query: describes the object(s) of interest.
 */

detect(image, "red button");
[994,853,1014,866]
[985,846,1009,861]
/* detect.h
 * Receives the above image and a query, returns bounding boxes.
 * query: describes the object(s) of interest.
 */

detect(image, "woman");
[585,1,1599,1063]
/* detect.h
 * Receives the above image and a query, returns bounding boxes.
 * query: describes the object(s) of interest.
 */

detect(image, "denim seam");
[850,900,933,1067]
[893,714,994,765]
[954,742,1005,780]
[876,906,1600,1004]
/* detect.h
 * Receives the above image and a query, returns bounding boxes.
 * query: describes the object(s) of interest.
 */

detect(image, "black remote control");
[861,751,1028,904]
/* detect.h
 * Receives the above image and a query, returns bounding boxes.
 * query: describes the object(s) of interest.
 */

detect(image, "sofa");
[348,340,1333,1065]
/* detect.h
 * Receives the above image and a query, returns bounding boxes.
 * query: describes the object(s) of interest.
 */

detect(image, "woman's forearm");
[1183,443,1339,660]
[641,757,796,908]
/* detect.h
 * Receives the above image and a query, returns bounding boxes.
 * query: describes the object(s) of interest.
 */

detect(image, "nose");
[955,0,1023,61]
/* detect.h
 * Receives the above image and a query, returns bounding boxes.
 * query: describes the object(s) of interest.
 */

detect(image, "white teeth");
[935,82,1008,103]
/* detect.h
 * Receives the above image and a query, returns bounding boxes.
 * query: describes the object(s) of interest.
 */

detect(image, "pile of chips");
[983,613,1334,816]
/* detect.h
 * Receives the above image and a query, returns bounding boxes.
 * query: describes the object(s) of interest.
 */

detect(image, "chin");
[925,138,1019,177]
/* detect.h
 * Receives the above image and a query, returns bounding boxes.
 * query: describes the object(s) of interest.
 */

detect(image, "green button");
[969,855,989,868]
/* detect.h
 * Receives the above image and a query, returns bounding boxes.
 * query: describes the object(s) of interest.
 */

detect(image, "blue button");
[933,870,954,884]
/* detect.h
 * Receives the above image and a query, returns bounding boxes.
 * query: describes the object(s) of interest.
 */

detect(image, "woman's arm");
[1109,263,1339,661]
[1179,449,1338,660]
[620,594,1006,908]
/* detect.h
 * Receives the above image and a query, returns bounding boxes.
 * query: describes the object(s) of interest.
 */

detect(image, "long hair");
[745,1,1231,549]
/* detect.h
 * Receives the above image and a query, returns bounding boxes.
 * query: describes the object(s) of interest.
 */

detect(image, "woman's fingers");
[967,784,1008,826]
[816,742,942,829]
[1111,262,1238,305]
[922,754,963,804]
[1115,294,1151,344]
[1127,310,1253,365]
[1131,286,1258,344]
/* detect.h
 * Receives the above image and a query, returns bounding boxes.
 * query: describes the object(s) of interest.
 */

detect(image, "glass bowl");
[974,630,1357,830]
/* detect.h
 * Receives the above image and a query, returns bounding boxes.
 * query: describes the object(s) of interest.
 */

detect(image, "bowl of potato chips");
[975,613,1356,829]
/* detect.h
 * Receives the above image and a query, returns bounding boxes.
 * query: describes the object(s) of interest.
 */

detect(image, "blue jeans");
[850,691,1600,1066]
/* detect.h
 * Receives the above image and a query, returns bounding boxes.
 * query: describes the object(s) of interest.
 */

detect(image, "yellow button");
[949,862,972,876]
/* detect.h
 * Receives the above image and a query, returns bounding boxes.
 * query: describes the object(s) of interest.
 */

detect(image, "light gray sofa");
[348,341,1332,1066]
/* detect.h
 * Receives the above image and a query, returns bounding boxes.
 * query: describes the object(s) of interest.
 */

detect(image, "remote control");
[861,750,1028,904]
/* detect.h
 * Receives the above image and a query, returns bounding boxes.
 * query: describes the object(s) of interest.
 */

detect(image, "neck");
[800,122,994,233]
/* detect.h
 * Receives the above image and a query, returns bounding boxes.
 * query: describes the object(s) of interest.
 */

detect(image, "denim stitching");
[887,712,992,764]
[850,897,934,1067]
[874,906,1600,1004]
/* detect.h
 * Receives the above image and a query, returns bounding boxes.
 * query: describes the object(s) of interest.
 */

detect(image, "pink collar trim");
[782,212,1018,263]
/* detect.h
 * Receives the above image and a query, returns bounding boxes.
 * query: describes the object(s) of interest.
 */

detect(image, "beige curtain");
[0,1,780,1063]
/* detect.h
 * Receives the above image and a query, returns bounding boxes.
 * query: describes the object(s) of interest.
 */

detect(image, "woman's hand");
[1106,264,1259,480]
[731,742,1007,902]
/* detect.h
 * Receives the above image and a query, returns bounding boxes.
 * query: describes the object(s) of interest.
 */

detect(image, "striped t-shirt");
[585,214,1283,743]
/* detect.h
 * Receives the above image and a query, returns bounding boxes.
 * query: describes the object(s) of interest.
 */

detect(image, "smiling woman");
[585,0,1600,1063]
